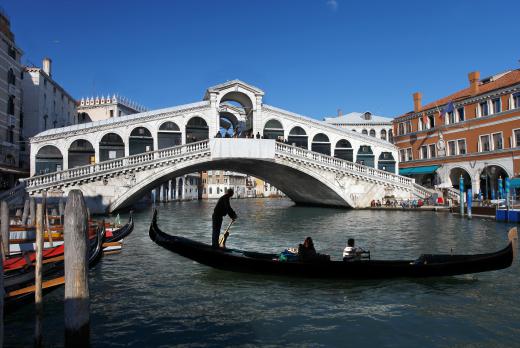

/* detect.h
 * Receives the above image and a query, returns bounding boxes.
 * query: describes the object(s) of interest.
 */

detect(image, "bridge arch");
[287,126,308,148]
[129,126,154,155]
[378,152,395,173]
[356,145,374,167]
[158,121,182,148]
[311,133,331,155]
[35,145,63,174]
[334,139,353,162]
[99,133,125,161]
[369,129,376,137]
[380,129,387,141]
[68,139,95,168]
[186,116,209,143]
[263,119,284,140]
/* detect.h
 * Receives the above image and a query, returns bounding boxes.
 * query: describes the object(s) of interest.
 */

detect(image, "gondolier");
[212,189,237,247]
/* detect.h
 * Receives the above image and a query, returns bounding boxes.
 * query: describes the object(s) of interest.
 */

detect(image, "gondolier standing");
[212,189,237,247]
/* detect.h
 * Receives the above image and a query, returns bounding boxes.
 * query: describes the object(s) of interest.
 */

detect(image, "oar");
[218,220,235,248]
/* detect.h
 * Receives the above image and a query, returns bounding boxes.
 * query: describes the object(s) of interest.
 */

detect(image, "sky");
[4,0,520,119]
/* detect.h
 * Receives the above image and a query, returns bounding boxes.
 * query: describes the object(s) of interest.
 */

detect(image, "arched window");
[68,139,95,168]
[334,139,353,161]
[352,129,357,132]
[380,129,387,141]
[99,133,125,161]
[311,133,331,155]
[362,129,368,135]
[129,127,153,155]
[36,145,63,174]
[388,129,393,143]
[7,68,15,85]
[378,152,395,173]
[7,95,15,115]
[287,126,308,148]
[158,121,182,148]
[186,117,208,143]
[356,145,375,167]
[369,129,376,137]
[263,119,284,140]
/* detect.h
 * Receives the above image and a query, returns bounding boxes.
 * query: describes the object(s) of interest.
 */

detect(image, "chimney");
[413,92,422,113]
[42,57,52,77]
[468,71,480,95]
[337,108,343,117]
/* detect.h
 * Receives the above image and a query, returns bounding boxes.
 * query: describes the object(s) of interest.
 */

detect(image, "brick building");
[393,68,520,198]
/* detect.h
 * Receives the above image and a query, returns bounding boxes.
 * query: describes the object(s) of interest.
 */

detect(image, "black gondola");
[105,212,134,243]
[149,210,517,279]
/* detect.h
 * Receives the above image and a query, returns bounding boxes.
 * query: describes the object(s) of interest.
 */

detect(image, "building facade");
[323,111,394,142]
[77,95,147,123]
[201,170,247,199]
[0,10,26,189]
[393,68,520,198]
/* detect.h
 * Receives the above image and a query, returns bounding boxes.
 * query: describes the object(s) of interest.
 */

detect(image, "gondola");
[149,209,517,279]
[105,212,134,243]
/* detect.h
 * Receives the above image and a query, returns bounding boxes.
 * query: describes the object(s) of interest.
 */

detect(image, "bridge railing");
[25,140,211,189]
[274,142,415,188]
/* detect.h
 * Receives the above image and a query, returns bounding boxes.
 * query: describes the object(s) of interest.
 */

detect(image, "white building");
[0,11,26,189]
[77,95,147,123]
[323,111,393,143]
[201,170,247,199]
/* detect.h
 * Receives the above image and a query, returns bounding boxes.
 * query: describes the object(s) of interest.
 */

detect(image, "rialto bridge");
[24,80,429,213]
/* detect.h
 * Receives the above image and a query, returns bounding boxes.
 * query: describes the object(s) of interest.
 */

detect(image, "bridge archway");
[68,139,95,168]
[378,152,395,173]
[100,133,125,161]
[369,129,376,137]
[219,91,254,134]
[288,126,308,148]
[362,129,368,135]
[311,133,331,155]
[35,145,63,174]
[263,119,284,140]
[158,121,182,148]
[334,139,353,161]
[380,129,387,141]
[129,127,153,155]
[186,117,209,143]
[356,145,374,167]
[218,112,239,137]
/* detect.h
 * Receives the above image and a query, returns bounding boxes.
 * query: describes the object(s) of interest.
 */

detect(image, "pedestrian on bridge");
[212,189,237,248]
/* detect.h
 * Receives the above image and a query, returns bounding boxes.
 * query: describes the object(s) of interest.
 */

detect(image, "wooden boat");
[105,212,134,243]
[149,210,517,279]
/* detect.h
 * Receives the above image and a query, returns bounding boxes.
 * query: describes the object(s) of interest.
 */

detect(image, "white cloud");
[326,0,338,11]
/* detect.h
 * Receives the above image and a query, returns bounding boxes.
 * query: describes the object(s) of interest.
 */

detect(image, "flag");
[422,113,428,129]
[440,101,454,121]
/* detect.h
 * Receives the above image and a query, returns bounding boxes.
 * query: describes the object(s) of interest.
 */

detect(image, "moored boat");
[149,209,517,279]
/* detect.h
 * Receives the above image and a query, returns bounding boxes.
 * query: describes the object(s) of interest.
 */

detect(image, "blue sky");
[4,0,520,119]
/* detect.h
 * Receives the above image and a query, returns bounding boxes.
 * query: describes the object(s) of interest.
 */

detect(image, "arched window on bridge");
[129,127,153,155]
[388,129,393,143]
[186,117,209,143]
[68,139,95,168]
[334,139,353,162]
[369,129,376,137]
[378,152,395,173]
[362,129,368,135]
[99,133,125,161]
[287,126,308,148]
[311,133,331,156]
[356,145,374,167]
[380,129,387,141]
[263,119,284,140]
[35,145,63,174]
[158,121,182,148]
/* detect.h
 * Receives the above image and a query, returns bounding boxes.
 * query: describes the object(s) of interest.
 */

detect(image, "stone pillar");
[30,148,37,176]
[153,135,159,153]
[94,143,100,164]
[159,184,164,202]
[168,180,173,201]
[124,140,130,157]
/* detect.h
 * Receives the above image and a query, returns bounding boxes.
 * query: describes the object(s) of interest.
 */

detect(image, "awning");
[399,165,440,176]
[510,178,520,189]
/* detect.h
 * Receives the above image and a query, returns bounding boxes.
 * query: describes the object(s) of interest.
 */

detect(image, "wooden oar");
[218,220,235,248]
[7,276,65,298]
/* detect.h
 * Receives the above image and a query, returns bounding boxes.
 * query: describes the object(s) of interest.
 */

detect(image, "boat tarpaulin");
[399,165,440,176]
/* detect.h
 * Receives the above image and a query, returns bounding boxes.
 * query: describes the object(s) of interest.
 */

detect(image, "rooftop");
[323,111,393,124]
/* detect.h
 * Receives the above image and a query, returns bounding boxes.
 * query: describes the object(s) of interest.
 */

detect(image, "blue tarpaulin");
[510,178,520,189]
[399,165,440,176]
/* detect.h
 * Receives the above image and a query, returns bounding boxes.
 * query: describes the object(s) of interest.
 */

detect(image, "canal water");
[4,198,520,347]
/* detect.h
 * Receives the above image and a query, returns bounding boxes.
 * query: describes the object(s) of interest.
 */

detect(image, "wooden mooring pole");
[1,201,9,258]
[34,203,44,347]
[21,198,30,225]
[29,197,36,226]
[64,190,90,347]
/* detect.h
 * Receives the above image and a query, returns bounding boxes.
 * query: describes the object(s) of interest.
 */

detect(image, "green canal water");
[4,198,520,347]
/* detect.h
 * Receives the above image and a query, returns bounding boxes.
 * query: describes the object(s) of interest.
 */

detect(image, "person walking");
[212,188,237,247]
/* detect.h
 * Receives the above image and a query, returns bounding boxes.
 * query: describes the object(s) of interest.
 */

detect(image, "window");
[480,135,490,152]
[418,117,424,130]
[109,109,114,117]
[7,95,15,115]
[380,129,387,140]
[398,123,404,135]
[515,129,520,147]
[7,45,16,59]
[362,129,368,135]
[448,140,456,156]
[421,145,428,159]
[406,121,412,133]
[429,144,436,158]
[406,148,413,161]
[7,68,15,85]
[492,98,501,114]
[457,107,465,122]
[399,149,406,162]
[428,115,435,129]
[44,115,48,130]
[457,139,466,155]
[479,101,489,117]
[369,129,376,137]
[513,93,520,109]
[448,111,455,124]
[492,133,503,150]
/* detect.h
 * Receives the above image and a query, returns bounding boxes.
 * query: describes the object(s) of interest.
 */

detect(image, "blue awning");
[510,178,520,189]
[399,165,440,176]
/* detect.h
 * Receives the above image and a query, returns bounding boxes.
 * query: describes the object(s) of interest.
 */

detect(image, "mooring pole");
[29,197,36,226]
[64,190,90,347]
[467,188,472,220]
[459,175,464,217]
[21,198,30,225]
[35,203,44,347]
[1,201,9,257]
[59,198,65,225]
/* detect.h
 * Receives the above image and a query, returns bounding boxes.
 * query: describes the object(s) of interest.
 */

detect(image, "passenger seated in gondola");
[298,237,317,261]
[343,238,365,261]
